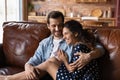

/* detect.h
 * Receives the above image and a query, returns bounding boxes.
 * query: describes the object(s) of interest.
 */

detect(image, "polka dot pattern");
[56,44,101,80]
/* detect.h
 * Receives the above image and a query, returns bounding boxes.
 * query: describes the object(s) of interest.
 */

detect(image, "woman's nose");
[63,35,66,39]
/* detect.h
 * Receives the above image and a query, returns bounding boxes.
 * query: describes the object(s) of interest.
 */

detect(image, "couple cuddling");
[0,11,104,80]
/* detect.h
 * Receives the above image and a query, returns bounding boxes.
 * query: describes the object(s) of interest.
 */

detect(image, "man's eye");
[51,23,64,27]
[59,24,64,27]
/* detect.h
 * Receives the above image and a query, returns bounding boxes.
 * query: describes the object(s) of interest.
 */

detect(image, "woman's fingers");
[70,58,79,66]
[68,65,77,72]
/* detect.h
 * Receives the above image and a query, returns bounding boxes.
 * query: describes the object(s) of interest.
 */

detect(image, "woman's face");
[63,27,76,45]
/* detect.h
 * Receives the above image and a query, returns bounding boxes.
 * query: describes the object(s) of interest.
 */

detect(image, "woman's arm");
[57,50,76,72]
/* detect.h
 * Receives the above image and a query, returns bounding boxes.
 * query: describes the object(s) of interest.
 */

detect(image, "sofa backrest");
[3,21,50,68]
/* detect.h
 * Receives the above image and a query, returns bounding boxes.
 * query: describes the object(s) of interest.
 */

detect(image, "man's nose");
[55,26,59,31]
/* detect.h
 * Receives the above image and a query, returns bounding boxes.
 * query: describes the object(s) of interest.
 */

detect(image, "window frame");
[0,0,27,43]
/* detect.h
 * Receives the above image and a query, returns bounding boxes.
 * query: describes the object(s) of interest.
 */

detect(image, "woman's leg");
[0,70,47,80]
[36,57,61,80]
[0,62,49,80]
[0,57,60,80]
[0,71,26,80]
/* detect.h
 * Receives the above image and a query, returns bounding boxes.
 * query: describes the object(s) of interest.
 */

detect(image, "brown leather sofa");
[0,21,120,80]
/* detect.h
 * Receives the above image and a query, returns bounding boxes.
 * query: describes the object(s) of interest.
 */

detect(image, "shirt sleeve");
[26,41,45,66]
[95,43,105,55]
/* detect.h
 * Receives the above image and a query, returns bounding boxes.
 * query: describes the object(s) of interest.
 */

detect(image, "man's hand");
[25,63,40,80]
[71,52,91,70]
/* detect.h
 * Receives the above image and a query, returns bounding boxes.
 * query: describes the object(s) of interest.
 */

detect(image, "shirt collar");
[49,35,65,44]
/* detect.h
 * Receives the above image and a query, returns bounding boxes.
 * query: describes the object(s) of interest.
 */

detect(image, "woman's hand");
[70,52,91,70]
[25,63,40,80]
[57,49,68,63]
[67,64,77,72]
[57,50,76,72]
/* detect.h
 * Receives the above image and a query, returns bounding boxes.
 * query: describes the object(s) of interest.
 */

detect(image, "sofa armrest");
[0,43,6,67]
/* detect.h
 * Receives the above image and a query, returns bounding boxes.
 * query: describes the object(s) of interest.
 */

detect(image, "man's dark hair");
[47,11,64,24]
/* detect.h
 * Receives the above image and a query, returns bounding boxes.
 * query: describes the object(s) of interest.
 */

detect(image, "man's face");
[48,17,64,39]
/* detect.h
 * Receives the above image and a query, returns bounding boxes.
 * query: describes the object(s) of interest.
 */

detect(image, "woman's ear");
[75,33,78,37]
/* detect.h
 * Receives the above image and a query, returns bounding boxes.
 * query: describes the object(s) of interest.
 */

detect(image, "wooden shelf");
[31,1,45,4]
[75,0,107,3]
[28,16,47,23]
[28,16,116,26]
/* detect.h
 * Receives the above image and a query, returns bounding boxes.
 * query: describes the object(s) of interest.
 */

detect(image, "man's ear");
[47,24,50,29]
[47,24,49,27]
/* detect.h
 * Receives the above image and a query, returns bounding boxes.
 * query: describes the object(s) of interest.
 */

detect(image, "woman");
[55,20,101,80]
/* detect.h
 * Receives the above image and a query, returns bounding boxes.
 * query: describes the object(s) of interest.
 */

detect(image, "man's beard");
[53,31,63,37]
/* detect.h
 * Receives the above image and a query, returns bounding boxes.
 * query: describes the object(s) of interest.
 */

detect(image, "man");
[0,11,104,80]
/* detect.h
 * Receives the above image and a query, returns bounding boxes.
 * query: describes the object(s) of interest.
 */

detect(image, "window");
[0,0,24,43]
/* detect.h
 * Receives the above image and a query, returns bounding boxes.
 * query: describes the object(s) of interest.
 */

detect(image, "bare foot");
[0,75,7,80]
